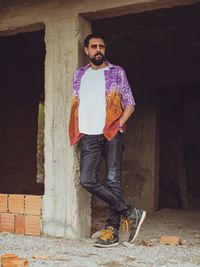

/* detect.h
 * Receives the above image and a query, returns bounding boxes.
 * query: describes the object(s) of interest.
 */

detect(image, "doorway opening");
[0,29,45,195]
[91,2,200,231]
[159,85,200,209]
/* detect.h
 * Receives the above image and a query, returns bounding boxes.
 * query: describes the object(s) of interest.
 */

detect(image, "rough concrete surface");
[0,209,199,267]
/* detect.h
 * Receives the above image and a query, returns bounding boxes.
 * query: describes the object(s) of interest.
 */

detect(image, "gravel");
[0,209,200,267]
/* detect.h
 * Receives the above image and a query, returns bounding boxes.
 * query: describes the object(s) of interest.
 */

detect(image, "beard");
[90,52,105,66]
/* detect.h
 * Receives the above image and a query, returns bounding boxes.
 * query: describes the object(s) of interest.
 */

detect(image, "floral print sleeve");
[72,69,80,97]
[119,68,135,109]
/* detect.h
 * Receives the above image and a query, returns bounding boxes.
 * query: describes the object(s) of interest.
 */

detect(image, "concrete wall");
[0,0,198,238]
[123,100,158,211]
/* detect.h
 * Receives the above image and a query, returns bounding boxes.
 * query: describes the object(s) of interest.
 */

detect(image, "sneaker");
[92,229,104,239]
[122,207,146,243]
[91,225,109,239]
[94,226,119,248]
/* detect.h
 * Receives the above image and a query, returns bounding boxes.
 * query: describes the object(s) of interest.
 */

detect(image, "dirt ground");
[0,209,200,267]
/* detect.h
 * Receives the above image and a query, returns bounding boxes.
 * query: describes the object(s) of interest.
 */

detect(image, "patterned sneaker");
[94,226,119,248]
[91,225,108,239]
[122,208,146,243]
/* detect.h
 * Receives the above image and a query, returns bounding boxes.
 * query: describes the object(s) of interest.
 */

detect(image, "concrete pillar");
[43,16,91,238]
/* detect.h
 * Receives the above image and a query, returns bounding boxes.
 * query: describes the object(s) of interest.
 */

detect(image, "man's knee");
[107,180,122,191]
[80,176,96,192]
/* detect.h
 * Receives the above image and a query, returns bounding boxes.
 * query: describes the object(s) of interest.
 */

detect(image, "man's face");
[84,38,106,66]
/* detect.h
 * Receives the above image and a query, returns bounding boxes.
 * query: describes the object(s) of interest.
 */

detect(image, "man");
[69,33,146,248]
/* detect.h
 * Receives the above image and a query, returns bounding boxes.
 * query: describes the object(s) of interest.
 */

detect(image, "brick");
[24,195,42,215]
[15,215,25,235]
[25,215,41,236]
[11,258,28,267]
[1,254,18,266]
[0,194,8,212]
[160,236,181,245]
[8,194,24,214]
[0,213,15,233]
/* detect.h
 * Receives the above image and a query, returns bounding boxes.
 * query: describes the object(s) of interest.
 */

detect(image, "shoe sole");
[129,210,146,243]
[94,242,119,248]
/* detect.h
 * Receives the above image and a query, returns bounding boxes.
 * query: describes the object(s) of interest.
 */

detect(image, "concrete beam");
[81,0,200,19]
[0,0,199,32]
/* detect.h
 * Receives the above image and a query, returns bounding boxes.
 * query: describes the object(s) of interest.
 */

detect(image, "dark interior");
[0,30,45,195]
[92,3,200,209]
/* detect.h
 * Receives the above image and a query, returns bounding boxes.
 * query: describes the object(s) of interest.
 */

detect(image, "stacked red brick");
[0,194,42,236]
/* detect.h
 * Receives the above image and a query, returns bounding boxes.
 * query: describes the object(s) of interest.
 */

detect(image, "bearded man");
[69,33,146,247]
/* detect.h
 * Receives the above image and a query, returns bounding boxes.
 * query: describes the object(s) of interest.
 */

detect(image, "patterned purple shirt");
[69,60,135,145]
[72,60,135,108]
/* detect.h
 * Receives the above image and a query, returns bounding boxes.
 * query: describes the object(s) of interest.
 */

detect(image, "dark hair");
[84,33,106,48]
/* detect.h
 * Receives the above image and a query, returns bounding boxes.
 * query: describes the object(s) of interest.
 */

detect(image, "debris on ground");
[32,255,51,260]
[141,239,153,247]
[160,235,181,245]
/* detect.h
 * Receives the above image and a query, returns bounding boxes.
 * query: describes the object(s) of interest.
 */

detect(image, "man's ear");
[84,47,89,55]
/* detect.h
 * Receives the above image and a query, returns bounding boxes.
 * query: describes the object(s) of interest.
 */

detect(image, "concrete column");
[43,16,91,238]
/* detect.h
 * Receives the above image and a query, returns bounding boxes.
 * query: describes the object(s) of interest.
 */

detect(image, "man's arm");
[119,67,135,128]
[119,105,135,128]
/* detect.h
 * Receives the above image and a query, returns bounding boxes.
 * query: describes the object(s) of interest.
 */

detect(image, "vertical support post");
[43,16,92,238]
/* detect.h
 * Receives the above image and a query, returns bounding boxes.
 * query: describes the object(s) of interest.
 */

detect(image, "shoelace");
[99,229,114,241]
[122,208,140,232]
[122,219,131,232]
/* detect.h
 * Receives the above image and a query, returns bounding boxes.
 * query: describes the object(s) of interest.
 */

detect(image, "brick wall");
[0,194,42,236]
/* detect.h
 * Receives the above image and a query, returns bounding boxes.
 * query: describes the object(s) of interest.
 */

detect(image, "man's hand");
[119,105,135,128]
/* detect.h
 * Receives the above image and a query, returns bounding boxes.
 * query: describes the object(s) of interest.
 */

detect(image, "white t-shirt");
[78,67,107,134]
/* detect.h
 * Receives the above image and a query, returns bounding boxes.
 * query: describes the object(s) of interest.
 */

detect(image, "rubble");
[160,236,181,245]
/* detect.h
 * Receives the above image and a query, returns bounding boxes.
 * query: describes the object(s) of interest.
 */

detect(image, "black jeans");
[79,132,128,230]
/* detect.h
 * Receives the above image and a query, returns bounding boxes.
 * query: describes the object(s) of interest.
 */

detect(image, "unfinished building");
[0,0,200,238]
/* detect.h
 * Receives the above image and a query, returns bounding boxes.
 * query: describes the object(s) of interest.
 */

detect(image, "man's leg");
[79,134,146,245]
[79,134,128,213]
[104,132,146,244]
[103,131,125,230]
[79,134,127,247]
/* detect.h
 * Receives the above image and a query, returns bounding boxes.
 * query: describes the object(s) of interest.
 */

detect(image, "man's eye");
[99,44,106,49]
[90,44,106,49]
[90,45,97,49]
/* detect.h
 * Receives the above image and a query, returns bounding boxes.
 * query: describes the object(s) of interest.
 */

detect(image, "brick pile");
[0,194,42,236]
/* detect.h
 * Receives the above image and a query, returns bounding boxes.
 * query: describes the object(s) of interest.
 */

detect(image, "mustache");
[94,52,104,57]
